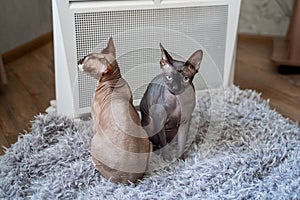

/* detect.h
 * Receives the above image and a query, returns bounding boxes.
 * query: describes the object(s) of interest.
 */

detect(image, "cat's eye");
[166,75,173,81]
[183,77,190,83]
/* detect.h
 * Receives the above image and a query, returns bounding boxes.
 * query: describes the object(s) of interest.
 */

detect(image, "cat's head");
[78,37,118,81]
[159,44,203,95]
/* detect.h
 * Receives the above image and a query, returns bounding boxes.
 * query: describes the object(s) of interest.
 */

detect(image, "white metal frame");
[52,0,241,117]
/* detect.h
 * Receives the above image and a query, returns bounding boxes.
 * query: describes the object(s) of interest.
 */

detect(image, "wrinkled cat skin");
[78,38,152,184]
[140,44,203,160]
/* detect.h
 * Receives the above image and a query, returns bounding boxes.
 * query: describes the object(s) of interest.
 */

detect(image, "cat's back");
[91,78,151,184]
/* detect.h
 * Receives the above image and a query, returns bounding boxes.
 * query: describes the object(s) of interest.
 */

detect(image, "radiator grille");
[74,5,228,108]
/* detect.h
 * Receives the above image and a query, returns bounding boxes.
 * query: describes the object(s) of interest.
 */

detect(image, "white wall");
[0,0,52,54]
[238,0,294,36]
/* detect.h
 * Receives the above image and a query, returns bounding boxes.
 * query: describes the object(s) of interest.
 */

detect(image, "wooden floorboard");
[0,35,300,155]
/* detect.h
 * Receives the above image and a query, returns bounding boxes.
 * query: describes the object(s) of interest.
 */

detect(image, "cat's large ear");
[160,43,173,70]
[101,37,116,58]
[186,50,203,71]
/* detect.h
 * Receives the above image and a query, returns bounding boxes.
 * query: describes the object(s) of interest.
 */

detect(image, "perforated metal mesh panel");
[74,5,228,109]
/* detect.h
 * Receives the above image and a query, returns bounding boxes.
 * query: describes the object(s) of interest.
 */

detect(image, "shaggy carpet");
[0,86,299,199]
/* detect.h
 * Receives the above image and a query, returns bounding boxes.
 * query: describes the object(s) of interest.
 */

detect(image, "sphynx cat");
[140,44,203,160]
[78,38,152,184]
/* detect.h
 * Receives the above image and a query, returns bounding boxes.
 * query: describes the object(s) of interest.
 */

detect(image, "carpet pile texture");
[0,86,299,199]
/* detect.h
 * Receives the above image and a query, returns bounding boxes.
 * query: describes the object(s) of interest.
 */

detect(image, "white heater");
[52,0,241,117]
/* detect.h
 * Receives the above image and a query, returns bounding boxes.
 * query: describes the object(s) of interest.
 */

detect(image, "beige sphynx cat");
[78,38,151,184]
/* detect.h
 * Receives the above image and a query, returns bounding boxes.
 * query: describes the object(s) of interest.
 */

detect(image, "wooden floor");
[0,42,55,155]
[0,35,300,155]
[235,35,300,122]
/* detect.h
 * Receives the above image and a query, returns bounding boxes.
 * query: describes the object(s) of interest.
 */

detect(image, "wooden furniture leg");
[272,0,300,67]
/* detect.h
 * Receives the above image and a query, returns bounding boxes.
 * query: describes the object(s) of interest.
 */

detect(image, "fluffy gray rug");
[0,86,299,199]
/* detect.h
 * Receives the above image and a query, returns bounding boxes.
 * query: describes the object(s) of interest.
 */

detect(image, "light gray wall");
[0,0,52,54]
[238,0,294,36]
